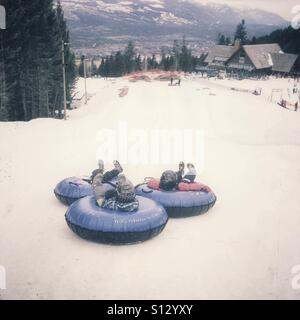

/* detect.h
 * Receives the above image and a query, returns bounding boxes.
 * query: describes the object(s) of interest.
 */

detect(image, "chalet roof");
[204,45,238,64]
[242,44,282,69]
[205,43,298,73]
[270,53,299,73]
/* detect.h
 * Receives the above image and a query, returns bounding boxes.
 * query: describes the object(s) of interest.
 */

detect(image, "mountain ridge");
[60,0,288,54]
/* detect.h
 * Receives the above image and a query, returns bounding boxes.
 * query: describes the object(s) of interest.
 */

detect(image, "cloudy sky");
[193,0,300,20]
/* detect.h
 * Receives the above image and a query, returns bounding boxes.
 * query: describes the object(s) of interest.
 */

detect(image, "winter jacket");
[102,197,139,212]
[147,179,211,192]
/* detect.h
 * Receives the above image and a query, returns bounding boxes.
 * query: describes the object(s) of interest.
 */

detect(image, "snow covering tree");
[98,58,104,76]
[91,59,98,77]
[98,57,108,77]
[0,0,76,121]
[234,19,248,44]
[147,54,158,70]
[160,55,175,71]
[102,56,110,76]
[135,54,143,72]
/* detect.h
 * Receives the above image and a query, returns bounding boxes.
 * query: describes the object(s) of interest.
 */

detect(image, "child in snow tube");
[65,195,168,245]
[92,160,139,212]
[149,162,210,192]
[90,159,122,184]
[135,162,216,218]
[157,162,199,191]
[65,161,167,244]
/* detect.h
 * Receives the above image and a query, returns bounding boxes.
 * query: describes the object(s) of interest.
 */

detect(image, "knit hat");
[116,175,136,203]
[159,170,177,191]
[92,173,103,187]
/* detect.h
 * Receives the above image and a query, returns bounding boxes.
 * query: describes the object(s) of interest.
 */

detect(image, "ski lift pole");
[62,40,71,120]
[84,56,88,104]
[144,55,148,72]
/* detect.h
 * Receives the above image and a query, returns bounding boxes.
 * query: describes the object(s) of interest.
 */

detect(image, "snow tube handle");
[69,181,81,187]
[144,177,155,183]
[141,188,153,194]
[135,177,155,190]
[134,184,154,194]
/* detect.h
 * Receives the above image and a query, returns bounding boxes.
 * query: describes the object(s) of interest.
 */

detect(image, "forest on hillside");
[1,2,299,123]
[219,20,300,60]
[0,0,76,122]
[87,20,266,78]
[253,26,300,70]
[79,40,208,78]
[254,26,300,57]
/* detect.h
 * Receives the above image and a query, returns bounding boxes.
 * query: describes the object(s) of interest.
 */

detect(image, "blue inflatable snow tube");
[54,177,94,206]
[65,196,168,245]
[135,184,217,218]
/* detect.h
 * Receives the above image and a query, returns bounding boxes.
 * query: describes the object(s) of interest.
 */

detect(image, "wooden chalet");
[203,40,299,76]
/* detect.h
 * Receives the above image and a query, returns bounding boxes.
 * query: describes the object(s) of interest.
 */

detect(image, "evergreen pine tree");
[113,51,125,76]
[91,59,98,77]
[135,54,142,71]
[103,56,110,77]
[98,58,105,76]
[179,39,193,72]
[105,55,113,77]
[172,40,180,70]
[218,34,226,45]
[251,36,257,44]
[78,56,85,77]
[0,0,76,121]
[148,54,158,69]
[234,19,248,44]
[159,49,168,71]
[225,37,231,45]
[124,41,135,74]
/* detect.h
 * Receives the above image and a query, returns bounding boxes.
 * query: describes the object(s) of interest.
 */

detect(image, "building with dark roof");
[203,41,299,75]
[226,43,282,72]
[204,44,239,67]
[270,53,299,74]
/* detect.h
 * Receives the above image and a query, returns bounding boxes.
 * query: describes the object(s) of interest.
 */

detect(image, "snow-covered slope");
[1,76,300,299]
[60,0,287,49]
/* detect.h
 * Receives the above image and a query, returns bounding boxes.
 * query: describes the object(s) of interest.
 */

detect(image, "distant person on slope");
[92,161,139,212]
[291,93,299,111]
